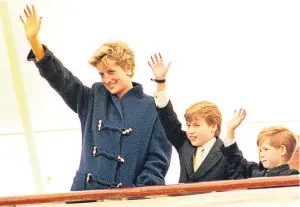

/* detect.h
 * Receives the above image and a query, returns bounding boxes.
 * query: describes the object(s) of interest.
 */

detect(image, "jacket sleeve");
[281,169,299,175]
[221,143,260,179]
[156,100,186,150]
[134,117,172,186]
[27,45,91,117]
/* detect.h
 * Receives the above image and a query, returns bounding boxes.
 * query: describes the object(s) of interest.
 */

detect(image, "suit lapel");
[191,138,223,181]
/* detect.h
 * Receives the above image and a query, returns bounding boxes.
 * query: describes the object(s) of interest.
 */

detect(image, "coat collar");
[110,82,144,119]
[111,82,144,100]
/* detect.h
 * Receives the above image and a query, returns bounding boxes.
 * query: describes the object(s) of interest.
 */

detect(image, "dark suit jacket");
[221,143,299,178]
[157,101,230,183]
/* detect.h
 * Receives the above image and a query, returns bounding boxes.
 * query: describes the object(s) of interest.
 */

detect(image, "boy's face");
[186,115,216,147]
[259,140,283,169]
[97,61,132,98]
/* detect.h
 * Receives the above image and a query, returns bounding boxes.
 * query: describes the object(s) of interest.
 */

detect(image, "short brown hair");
[88,40,135,77]
[184,101,222,137]
[257,126,297,162]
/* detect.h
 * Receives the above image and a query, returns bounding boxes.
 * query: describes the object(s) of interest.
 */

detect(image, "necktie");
[194,146,205,172]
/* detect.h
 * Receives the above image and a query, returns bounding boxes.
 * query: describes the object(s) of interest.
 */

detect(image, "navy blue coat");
[221,143,299,178]
[27,46,172,190]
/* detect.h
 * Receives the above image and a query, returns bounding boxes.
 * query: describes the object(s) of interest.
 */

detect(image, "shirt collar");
[200,137,216,153]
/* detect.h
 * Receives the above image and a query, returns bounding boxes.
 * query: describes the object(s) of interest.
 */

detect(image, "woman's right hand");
[20,5,42,41]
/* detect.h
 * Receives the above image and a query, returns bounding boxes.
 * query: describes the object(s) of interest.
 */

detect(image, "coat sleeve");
[27,45,91,116]
[134,117,172,186]
[221,143,260,179]
[281,169,299,175]
[156,100,186,150]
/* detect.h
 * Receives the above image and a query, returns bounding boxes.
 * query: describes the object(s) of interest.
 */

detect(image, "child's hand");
[227,109,247,130]
[148,53,171,80]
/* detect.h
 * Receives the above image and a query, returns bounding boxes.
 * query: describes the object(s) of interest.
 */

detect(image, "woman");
[20,5,171,191]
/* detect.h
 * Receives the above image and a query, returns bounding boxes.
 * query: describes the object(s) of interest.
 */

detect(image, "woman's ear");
[126,70,132,76]
[126,65,133,77]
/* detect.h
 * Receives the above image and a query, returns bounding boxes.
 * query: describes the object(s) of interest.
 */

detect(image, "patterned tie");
[193,146,205,172]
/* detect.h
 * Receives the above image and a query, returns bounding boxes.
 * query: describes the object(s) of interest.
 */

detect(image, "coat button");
[98,120,102,131]
[117,155,125,163]
[92,146,97,156]
[122,128,132,135]
[86,173,92,183]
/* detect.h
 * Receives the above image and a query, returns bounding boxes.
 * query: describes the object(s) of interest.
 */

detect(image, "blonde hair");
[184,101,222,137]
[88,40,135,77]
[257,126,297,162]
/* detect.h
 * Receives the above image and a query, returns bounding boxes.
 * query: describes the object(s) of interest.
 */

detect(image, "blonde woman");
[20,5,171,191]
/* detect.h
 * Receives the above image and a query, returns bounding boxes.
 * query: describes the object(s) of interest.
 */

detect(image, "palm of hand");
[152,62,168,78]
[228,116,244,129]
[24,15,40,39]
[20,5,41,40]
[148,53,171,79]
[227,109,246,129]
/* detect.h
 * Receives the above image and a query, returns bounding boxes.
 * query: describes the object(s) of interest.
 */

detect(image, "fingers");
[19,15,25,24]
[26,5,32,15]
[159,53,163,62]
[32,5,36,14]
[240,109,246,118]
[239,108,247,119]
[151,56,155,66]
[150,53,163,65]
[22,5,36,20]
[38,16,43,26]
[234,108,247,119]
[238,108,242,116]
[167,62,172,69]
[242,110,247,119]
[154,54,159,62]
[24,8,29,17]
[148,53,170,70]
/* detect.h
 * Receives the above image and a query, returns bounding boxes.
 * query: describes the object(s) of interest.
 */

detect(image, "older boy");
[148,53,229,183]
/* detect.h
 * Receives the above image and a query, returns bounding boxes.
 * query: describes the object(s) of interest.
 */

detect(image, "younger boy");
[222,109,299,178]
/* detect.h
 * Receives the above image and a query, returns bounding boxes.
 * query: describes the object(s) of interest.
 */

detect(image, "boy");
[148,53,229,183]
[223,109,299,178]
